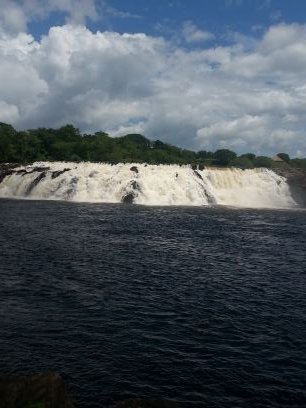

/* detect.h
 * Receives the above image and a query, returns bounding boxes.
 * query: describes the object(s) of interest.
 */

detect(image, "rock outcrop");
[193,170,203,180]
[122,192,135,204]
[0,372,182,408]
[274,168,306,207]
[25,172,47,195]
[130,166,139,174]
[0,372,75,408]
[51,168,71,179]
[0,163,20,183]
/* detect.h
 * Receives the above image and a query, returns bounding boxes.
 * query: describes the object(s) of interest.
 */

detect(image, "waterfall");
[0,162,297,208]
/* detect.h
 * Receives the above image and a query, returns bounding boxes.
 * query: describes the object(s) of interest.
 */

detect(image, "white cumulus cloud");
[0,0,99,34]
[0,21,306,156]
[182,21,215,43]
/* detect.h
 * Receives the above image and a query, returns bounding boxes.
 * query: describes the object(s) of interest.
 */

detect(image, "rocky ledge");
[1,163,305,208]
[0,372,74,408]
[274,168,306,207]
[0,163,20,183]
[0,373,181,408]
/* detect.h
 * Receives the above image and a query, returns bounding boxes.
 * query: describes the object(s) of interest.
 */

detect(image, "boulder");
[0,163,20,183]
[131,180,140,190]
[122,192,135,204]
[0,372,74,408]
[274,168,306,207]
[130,166,139,174]
[51,168,71,179]
[198,163,205,171]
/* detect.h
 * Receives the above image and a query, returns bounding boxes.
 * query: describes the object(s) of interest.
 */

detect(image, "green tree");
[213,149,237,166]
[0,122,18,162]
[240,153,256,161]
[253,156,273,168]
[230,156,254,169]
[197,150,213,160]
[0,121,303,168]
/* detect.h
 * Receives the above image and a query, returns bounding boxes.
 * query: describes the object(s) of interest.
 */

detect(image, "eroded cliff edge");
[274,168,306,207]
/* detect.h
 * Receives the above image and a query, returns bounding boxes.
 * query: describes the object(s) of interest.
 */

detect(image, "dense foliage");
[1,122,305,169]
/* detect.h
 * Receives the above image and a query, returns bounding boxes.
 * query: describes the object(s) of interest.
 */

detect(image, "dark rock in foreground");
[0,372,181,408]
[0,372,74,408]
[114,398,181,408]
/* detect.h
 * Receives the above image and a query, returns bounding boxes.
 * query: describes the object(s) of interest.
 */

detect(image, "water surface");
[0,199,305,407]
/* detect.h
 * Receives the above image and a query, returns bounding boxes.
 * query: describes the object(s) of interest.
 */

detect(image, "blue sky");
[0,0,306,156]
[26,0,306,42]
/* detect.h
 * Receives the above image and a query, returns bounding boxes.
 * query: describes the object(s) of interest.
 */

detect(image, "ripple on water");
[0,200,305,407]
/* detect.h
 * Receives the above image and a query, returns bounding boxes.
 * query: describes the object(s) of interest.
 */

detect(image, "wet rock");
[194,170,203,180]
[51,168,71,179]
[25,172,46,195]
[0,163,20,183]
[17,170,27,176]
[131,180,140,190]
[198,163,205,171]
[64,177,79,200]
[0,372,74,408]
[122,192,135,204]
[29,166,50,173]
[113,398,181,408]
[204,189,216,205]
[274,168,306,207]
[130,166,139,174]
[20,166,50,176]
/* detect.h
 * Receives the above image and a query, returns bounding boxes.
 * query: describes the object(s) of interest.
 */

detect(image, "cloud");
[104,5,142,20]
[0,0,27,34]
[0,22,306,156]
[182,21,215,43]
[0,0,99,34]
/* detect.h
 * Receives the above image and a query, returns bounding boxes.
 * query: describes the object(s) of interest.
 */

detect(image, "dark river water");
[0,199,306,408]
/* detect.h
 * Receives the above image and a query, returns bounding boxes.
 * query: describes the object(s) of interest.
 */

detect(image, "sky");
[0,0,306,156]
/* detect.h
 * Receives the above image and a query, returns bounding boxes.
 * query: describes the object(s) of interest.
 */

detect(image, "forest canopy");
[1,122,305,169]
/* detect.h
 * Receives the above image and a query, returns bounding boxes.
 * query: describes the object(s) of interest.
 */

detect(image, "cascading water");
[0,162,297,208]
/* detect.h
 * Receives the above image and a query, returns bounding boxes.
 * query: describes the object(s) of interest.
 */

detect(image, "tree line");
[1,122,305,169]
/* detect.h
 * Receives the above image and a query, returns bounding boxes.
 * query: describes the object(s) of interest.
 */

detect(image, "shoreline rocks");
[0,372,181,408]
[0,372,74,408]
[274,168,306,207]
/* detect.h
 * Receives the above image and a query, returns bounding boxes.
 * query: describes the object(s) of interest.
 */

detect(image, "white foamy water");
[0,162,297,208]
